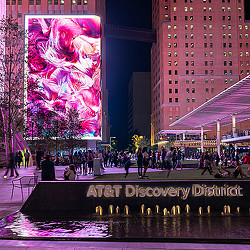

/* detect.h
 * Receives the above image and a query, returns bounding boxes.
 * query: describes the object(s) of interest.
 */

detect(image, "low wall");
[21,180,250,214]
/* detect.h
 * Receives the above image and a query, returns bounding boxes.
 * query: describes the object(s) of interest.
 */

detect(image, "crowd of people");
[3,145,250,181]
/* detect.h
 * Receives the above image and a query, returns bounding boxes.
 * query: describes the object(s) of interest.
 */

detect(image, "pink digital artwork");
[25,15,102,139]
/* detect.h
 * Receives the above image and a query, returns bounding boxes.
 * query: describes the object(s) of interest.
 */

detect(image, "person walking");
[174,149,183,170]
[4,152,19,178]
[41,155,55,181]
[166,148,173,178]
[137,147,143,178]
[201,152,213,175]
[36,148,44,170]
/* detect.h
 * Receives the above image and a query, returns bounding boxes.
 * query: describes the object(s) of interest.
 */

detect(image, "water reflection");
[0,212,249,239]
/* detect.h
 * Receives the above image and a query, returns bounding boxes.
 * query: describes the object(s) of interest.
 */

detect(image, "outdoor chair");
[11,175,39,200]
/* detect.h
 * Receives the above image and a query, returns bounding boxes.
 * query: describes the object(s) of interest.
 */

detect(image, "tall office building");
[151,0,250,143]
[3,0,110,144]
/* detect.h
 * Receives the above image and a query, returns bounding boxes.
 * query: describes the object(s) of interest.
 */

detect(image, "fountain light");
[227,205,231,214]
[124,205,129,215]
[207,206,210,214]
[155,205,160,214]
[224,205,227,214]
[140,204,145,214]
[171,206,176,215]
[185,204,190,214]
[163,208,168,216]
[198,207,202,215]
[146,208,152,216]
[236,207,240,213]
[116,206,120,214]
[108,205,114,215]
[176,205,181,215]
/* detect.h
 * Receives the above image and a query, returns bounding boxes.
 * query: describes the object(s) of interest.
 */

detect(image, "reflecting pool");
[0,212,250,240]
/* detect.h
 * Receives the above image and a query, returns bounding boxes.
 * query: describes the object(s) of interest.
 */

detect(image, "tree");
[0,17,26,157]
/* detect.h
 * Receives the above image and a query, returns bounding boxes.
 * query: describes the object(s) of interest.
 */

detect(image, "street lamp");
[110,136,116,150]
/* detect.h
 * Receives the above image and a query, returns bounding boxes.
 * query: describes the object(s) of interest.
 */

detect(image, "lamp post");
[110,136,116,150]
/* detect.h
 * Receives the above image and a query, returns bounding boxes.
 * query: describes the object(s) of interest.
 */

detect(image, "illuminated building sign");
[24,15,102,139]
[86,184,243,199]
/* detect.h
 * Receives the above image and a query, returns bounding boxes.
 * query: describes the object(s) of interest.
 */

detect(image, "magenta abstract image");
[25,15,101,138]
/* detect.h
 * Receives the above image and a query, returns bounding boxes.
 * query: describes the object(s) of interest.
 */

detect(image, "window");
[191,43,194,48]
[174,34,177,38]
[186,70,189,75]
[229,52,232,56]
[175,70,178,75]
[210,52,213,56]
[246,34,249,39]
[168,43,171,48]
[210,43,213,48]
[168,61,172,66]
[224,61,227,66]
[238,7,241,12]
[204,43,207,48]
[190,16,193,20]
[6,0,10,4]
[192,88,195,93]
[187,98,190,103]
[54,0,58,4]
[204,25,207,30]
[175,80,178,84]
[185,16,188,21]
[228,25,231,30]
[247,52,249,57]
[169,116,173,121]
[204,16,207,21]
[192,98,195,103]
[174,25,177,30]
[174,16,177,21]
[205,79,209,84]
[169,89,172,93]
[224,52,227,56]
[175,89,178,93]
[190,25,194,30]
[72,0,76,4]
[165,14,169,18]
[186,61,189,66]
[185,34,188,38]
[210,70,214,75]
[206,88,209,93]
[246,25,248,30]
[168,52,172,57]
[240,70,243,75]
[190,34,194,39]
[186,52,189,57]
[168,25,171,30]
[185,7,188,11]
[169,98,173,103]
[205,61,208,66]
[209,25,212,30]
[223,34,226,38]
[223,43,226,48]
[211,79,214,84]
[186,88,190,93]
[229,43,232,48]
[203,7,206,12]
[224,70,227,75]
[246,43,249,48]
[222,7,225,12]
[240,43,243,48]
[192,79,195,84]
[77,0,81,4]
[229,61,232,66]
[174,7,177,11]
[190,7,193,11]
[191,70,194,75]
[222,16,225,20]
[204,34,207,38]
[191,52,194,57]
[12,0,16,4]
[211,88,214,93]
[186,79,190,84]
[240,61,243,66]
[60,0,64,4]
[175,98,178,103]
[205,70,208,75]
[168,34,171,39]
[185,25,188,30]
[174,43,177,48]
[209,34,212,38]
[191,61,194,66]
[239,34,242,39]
[176,116,179,121]
[223,25,226,30]
[239,16,242,21]
[209,16,212,20]
[209,7,212,11]
[239,25,242,30]
[174,52,178,57]
[169,80,172,84]
[210,61,213,66]
[29,0,34,4]
[48,0,52,4]
[174,61,178,66]
[228,16,231,20]
[228,7,231,12]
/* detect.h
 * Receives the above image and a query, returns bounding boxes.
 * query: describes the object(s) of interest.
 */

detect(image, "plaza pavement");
[0,164,250,249]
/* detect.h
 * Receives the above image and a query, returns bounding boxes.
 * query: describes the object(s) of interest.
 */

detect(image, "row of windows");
[185,79,233,84]
[166,51,250,57]
[169,116,179,122]
[166,60,236,67]
[169,98,179,103]
[171,6,241,12]
[169,89,178,94]
[46,0,87,5]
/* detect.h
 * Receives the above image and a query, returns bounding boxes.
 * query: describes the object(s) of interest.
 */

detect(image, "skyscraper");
[3,0,110,144]
[151,0,249,143]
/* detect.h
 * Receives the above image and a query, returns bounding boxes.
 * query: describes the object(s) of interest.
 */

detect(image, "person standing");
[174,149,183,170]
[142,147,149,179]
[87,150,94,175]
[165,148,173,178]
[41,155,55,181]
[242,151,250,174]
[36,148,44,170]
[137,147,143,178]
[124,157,132,178]
[24,149,30,168]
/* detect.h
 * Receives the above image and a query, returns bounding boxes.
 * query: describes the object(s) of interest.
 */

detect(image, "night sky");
[106,0,152,148]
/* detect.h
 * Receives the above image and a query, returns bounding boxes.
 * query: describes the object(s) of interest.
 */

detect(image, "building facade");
[128,72,151,139]
[3,0,110,144]
[151,0,250,144]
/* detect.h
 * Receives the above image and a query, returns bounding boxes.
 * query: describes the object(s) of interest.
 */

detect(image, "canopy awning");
[158,129,210,135]
[170,75,250,128]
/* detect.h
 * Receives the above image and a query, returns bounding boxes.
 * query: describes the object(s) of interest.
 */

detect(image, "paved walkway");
[0,165,250,249]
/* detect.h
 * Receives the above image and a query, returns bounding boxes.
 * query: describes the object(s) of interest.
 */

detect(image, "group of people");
[197,150,250,178]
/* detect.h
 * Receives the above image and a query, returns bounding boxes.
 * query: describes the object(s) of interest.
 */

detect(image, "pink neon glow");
[26,16,102,138]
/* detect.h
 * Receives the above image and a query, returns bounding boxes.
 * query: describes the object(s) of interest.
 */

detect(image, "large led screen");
[24,15,102,139]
